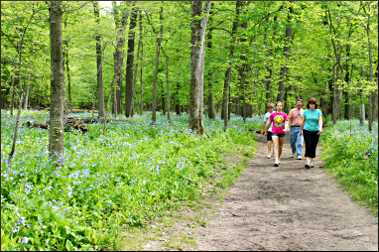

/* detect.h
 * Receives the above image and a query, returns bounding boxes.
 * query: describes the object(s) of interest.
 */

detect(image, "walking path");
[125,140,378,251]
[194,142,378,251]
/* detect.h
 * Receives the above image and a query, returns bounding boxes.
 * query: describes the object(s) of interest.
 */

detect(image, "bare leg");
[278,137,284,158]
[267,141,273,157]
[272,137,280,164]
[305,157,311,167]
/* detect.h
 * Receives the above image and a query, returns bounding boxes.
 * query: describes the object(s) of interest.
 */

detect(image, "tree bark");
[263,29,273,103]
[326,7,342,124]
[165,56,171,122]
[365,2,374,131]
[112,2,129,115]
[63,18,72,107]
[277,1,293,110]
[93,1,105,119]
[125,6,137,117]
[175,81,181,115]
[206,3,215,119]
[48,1,65,165]
[151,7,163,125]
[189,0,211,134]
[23,77,30,110]
[221,0,241,129]
[237,8,248,122]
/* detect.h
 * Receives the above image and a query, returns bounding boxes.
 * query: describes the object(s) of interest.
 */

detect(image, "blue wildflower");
[24,183,33,194]
[17,216,26,225]
[12,225,20,234]
[20,237,29,244]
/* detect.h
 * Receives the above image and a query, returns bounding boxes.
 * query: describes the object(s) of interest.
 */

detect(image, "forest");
[1,1,378,251]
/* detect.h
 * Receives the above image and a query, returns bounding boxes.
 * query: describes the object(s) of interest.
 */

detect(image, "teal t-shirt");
[303,109,322,132]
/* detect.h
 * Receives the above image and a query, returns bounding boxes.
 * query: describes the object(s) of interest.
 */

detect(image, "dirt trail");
[194,142,378,251]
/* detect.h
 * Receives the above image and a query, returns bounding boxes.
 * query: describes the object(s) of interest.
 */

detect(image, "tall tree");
[125,5,137,117]
[326,6,343,124]
[132,9,143,115]
[364,2,374,131]
[206,2,215,119]
[63,18,72,106]
[189,0,211,134]
[151,7,163,124]
[48,1,64,164]
[93,1,105,119]
[112,2,128,115]
[237,2,249,122]
[165,55,171,122]
[277,1,294,111]
[221,0,241,130]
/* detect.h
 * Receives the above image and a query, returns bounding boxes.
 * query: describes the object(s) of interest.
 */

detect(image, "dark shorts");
[267,131,272,141]
[272,133,285,138]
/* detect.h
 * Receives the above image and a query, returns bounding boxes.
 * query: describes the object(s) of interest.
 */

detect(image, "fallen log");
[25,121,48,129]
[24,118,88,133]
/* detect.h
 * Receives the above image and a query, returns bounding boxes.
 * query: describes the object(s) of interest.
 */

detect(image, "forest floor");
[120,135,378,251]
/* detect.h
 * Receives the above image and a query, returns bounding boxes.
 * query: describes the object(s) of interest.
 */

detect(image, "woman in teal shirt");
[301,97,323,169]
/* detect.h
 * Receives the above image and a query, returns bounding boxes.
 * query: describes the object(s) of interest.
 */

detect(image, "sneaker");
[290,154,294,158]
[305,164,310,169]
[274,162,279,167]
[267,155,271,159]
[297,156,302,160]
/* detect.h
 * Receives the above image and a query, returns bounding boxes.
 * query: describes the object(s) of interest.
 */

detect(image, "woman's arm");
[300,112,305,135]
[284,120,289,133]
[263,118,271,135]
[318,113,323,134]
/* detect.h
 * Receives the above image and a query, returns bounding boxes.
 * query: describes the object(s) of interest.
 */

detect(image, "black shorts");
[267,131,272,141]
[272,133,285,138]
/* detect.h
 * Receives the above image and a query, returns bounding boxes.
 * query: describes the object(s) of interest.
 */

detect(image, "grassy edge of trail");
[320,122,378,217]
[117,139,256,251]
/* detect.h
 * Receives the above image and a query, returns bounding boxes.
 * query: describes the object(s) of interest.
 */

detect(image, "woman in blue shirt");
[301,97,323,169]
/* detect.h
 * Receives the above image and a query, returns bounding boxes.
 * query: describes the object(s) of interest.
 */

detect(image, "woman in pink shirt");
[264,101,289,167]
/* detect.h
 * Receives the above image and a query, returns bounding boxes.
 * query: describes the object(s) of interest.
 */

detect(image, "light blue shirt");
[303,109,322,132]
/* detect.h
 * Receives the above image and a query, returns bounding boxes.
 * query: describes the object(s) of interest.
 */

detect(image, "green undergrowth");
[118,141,254,251]
[321,120,378,216]
[1,110,259,251]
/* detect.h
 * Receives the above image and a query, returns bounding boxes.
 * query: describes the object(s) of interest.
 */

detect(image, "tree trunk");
[206,3,215,119]
[63,19,72,106]
[8,94,23,164]
[175,81,181,115]
[221,0,241,129]
[23,79,30,110]
[263,30,272,103]
[189,0,211,134]
[112,2,129,115]
[365,2,374,131]
[48,1,65,165]
[151,7,163,124]
[165,56,171,122]
[125,6,137,117]
[237,12,248,122]
[326,8,342,124]
[10,75,15,115]
[277,1,293,107]
[93,1,105,119]
[360,91,366,126]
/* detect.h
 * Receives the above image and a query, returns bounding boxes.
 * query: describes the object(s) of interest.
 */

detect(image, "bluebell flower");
[16,217,25,227]
[82,169,90,177]
[24,183,33,194]
[67,186,73,197]
[155,165,160,175]
[20,237,29,244]
[12,225,20,234]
